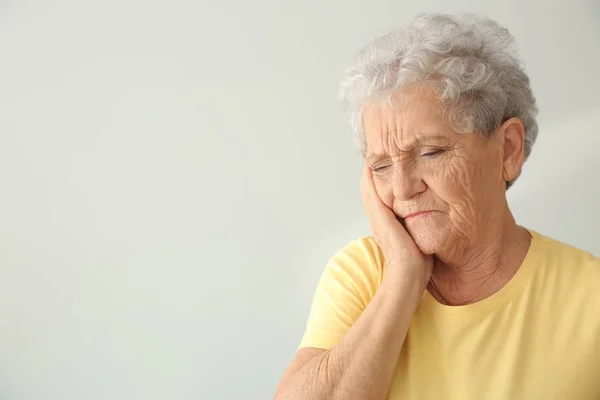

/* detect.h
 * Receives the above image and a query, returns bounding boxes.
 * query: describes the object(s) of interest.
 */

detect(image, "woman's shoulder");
[335,236,382,260]
[528,230,600,329]
[529,229,600,274]
[326,236,386,284]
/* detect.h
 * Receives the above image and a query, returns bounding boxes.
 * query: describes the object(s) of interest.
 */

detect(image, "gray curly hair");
[339,13,539,188]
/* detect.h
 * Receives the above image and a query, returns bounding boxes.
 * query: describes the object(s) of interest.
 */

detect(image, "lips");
[404,210,436,219]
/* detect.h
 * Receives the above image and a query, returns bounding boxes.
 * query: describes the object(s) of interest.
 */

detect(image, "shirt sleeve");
[298,237,384,350]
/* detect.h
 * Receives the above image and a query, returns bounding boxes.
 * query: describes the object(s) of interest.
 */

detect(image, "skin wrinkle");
[312,349,338,399]
[430,230,505,305]
[449,231,511,303]
[364,86,530,306]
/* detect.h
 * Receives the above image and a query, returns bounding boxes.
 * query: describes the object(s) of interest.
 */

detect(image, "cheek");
[426,161,472,201]
[425,159,480,221]
[478,156,504,189]
[426,153,503,226]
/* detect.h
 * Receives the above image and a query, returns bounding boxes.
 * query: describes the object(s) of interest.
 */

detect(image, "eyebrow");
[366,134,449,162]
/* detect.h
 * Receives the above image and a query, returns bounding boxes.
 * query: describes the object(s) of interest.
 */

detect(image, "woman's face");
[363,88,520,259]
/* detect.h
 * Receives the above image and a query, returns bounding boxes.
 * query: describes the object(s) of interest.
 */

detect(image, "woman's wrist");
[380,265,428,305]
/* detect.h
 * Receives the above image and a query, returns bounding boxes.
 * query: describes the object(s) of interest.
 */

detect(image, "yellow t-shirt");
[299,230,600,399]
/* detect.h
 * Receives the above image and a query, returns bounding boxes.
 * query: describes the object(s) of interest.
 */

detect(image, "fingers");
[361,164,414,244]
[361,164,395,224]
[360,165,430,273]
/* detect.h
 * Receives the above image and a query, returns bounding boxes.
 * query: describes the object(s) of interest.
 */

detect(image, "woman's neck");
[427,215,532,306]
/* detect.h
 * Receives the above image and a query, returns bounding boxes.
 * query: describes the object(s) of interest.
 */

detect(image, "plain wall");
[0,1,598,399]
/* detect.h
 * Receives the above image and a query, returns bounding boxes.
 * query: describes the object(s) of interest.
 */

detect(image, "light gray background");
[0,1,599,399]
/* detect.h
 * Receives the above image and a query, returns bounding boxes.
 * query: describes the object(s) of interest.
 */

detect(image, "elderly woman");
[274,13,600,400]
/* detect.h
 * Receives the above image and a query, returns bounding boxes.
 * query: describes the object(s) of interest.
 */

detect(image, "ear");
[499,118,525,183]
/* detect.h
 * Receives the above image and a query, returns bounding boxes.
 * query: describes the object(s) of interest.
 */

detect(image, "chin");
[406,224,448,255]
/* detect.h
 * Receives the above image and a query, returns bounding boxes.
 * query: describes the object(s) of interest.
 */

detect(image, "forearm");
[275,272,423,400]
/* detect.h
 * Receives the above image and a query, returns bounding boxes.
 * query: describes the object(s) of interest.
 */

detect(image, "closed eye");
[421,149,444,158]
[372,165,391,173]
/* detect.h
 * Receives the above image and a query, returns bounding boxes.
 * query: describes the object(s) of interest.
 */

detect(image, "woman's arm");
[275,166,432,399]
[274,269,424,400]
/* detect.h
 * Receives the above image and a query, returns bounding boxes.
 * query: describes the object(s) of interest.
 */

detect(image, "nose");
[391,163,427,200]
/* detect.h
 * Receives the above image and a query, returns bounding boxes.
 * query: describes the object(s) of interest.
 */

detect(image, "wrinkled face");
[364,88,510,258]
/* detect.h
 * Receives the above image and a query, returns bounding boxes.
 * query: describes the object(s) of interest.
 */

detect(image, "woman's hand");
[275,165,433,400]
[361,164,433,292]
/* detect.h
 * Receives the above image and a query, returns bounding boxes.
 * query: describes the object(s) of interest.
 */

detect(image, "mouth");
[404,210,436,220]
